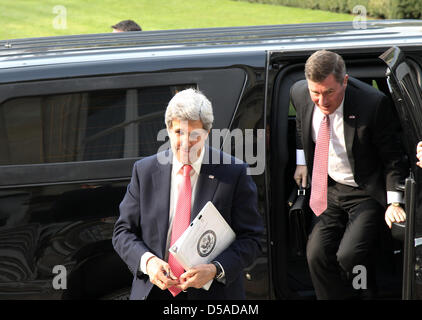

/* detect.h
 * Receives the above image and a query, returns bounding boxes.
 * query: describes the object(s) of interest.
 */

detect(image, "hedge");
[236,0,422,19]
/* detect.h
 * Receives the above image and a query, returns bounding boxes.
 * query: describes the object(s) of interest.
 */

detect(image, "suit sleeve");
[290,82,304,151]
[112,161,150,277]
[215,164,264,286]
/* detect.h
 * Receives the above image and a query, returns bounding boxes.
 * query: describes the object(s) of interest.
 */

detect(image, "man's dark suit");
[112,146,264,300]
[291,77,407,299]
[293,77,406,207]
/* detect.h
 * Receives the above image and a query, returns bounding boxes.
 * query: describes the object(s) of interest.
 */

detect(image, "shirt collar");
[172,146,205,175]
[334,98,344,117]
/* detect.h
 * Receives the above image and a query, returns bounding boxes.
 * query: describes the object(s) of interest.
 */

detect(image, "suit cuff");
[387,191,404,204]
[296,149,306,165]
[140,252,156,274]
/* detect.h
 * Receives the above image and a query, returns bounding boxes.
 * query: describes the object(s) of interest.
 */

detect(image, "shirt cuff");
[296,149,306,166]
[387,191,404,204]
[140,252,156,274]
[213,261,226,284]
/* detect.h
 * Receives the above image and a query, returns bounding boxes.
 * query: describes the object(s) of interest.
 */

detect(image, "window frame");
[0,68,247,188]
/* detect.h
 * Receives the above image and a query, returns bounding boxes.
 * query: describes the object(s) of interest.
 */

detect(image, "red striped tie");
[310,115,330,216]
[168,164,192,297]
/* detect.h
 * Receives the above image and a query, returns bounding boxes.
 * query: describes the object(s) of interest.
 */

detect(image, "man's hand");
[146,256,179,290]
[385,204,406,229]
[294,165,308,188]
[177,264,217,291]
[416,141,422,168]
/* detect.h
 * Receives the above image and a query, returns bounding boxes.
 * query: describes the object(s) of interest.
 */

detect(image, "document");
[169,201,236,290]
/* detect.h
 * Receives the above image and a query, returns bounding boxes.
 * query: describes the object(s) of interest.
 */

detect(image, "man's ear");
[343,74,349,87]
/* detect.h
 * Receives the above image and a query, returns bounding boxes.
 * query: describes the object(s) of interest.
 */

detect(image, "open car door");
[379,46,422,300]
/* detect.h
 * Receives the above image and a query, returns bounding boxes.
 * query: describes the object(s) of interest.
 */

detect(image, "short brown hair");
[305,50,346,83]
[111,20,142,32]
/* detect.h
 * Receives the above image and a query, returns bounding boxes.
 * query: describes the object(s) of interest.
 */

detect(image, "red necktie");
[168,164,192,296]
[310,115,330,216]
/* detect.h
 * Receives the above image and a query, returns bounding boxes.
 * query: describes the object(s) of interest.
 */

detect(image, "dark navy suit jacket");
[112,146,264,300]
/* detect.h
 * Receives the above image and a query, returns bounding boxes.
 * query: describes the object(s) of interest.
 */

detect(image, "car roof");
[1,20,422,69]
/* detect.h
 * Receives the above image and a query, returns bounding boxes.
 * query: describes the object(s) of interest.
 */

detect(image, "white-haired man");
[113,88,264,300]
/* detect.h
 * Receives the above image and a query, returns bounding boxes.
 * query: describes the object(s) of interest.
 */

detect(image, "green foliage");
[1,0,354,40]
[392,0,422,19]
[368,0,391,19]
[237,0,422,19]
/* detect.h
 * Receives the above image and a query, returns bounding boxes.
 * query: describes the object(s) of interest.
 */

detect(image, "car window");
[0,84,193,165]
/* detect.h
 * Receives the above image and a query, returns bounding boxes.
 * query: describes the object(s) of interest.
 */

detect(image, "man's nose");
[318,94,327,106]
[180,133,194,148]
[180,134,189,147]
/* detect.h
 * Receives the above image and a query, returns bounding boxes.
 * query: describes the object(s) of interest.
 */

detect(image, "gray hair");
[305,50,346,84]
[165,88,214,131]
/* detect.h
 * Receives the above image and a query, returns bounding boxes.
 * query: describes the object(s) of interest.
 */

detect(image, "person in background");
[416,141,422,168]
[111,19,142,32]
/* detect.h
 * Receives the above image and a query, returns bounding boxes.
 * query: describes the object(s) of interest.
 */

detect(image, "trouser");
[306,178,384,300]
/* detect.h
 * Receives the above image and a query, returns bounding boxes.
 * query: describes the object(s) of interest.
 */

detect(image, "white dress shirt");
[140,147,204,274]
[296,100,403,204]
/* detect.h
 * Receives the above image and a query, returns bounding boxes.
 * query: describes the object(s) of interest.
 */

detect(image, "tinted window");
[0,84,193,165]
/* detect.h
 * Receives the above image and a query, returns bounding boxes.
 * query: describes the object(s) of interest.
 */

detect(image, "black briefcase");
[287,186,311,257]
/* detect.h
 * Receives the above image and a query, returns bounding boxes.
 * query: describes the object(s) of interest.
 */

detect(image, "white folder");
[169,201,236,290]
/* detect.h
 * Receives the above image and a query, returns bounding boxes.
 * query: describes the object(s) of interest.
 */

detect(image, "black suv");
[0,20,422,300]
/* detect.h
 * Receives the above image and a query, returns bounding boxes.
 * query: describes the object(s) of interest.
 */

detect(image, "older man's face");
[168,119,209,164]
[308,73,348,115]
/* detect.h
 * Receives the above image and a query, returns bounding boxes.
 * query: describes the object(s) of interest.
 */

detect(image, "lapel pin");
[349,115,356,119]
[208,175,214,179]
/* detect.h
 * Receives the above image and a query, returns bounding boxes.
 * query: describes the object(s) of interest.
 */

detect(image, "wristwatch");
[212,261,224,280]
[391,202,401,207]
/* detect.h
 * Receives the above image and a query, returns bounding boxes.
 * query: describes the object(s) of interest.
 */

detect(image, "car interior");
[269,57,412,299]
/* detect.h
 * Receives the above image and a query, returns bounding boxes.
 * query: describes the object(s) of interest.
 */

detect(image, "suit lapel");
[303,98,315,170]
[343,87,356,173]
[152,150,172,257]
[191,147,219,222]
[153,147,219,255]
